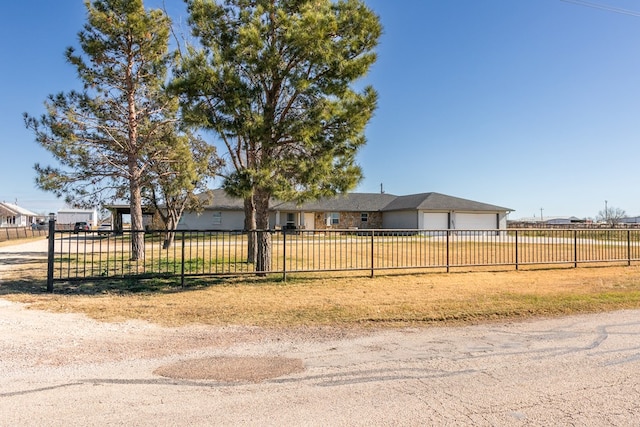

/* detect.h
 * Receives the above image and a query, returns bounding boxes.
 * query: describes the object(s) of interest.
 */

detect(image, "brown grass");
[3,247,640,328]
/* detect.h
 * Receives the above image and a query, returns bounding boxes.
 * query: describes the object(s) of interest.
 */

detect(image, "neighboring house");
[619,216,640,224]
[178,189,513,231]
[0,202,39,227]
[510,216,588,226]
[544,216,587,225]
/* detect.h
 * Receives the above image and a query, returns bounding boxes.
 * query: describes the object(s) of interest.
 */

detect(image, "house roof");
[0,202,38,217]
[513,216,585,223]
[381,192,512,212]
[201,189,246,210]
[203,190,512,213]
[272,193,398,212]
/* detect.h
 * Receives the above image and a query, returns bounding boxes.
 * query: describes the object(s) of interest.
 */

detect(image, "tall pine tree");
[174,0,381,271]
[25,0,215,259]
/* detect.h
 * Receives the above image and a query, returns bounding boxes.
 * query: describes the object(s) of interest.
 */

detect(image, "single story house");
[177,189,513,231]
[0,202,40,227]
[509,216,588,226]
[619,216,640,224]
[544,216,587,225]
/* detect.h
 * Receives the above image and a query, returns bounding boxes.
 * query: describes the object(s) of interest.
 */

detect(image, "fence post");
[46,214,56,292]
[628,229,631,266]
[370,230,375,278]
[282,230,287,282]
[180,231,186,287]
[515,229,519,271]
[574,229,578,268]
[446,230,450,273]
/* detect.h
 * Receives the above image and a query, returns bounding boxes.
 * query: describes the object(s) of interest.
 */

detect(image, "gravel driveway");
[2,240,640,426]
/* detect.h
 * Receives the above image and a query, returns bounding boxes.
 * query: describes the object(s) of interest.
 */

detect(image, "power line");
[560,0,640,17]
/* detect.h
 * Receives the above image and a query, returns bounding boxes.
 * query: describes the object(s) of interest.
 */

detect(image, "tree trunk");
[254,189,271,273]
[244,196,257,264]
[129,173,145,261]
[163,231,175,250]
[163,211,178,250]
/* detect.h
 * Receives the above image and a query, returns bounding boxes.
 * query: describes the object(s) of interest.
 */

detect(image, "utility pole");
[540,207,544,222]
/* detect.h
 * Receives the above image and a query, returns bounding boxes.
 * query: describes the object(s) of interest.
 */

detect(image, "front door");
[303,212,315,230]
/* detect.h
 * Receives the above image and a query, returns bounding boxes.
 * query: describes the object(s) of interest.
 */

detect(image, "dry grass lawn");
[3,239,640,328]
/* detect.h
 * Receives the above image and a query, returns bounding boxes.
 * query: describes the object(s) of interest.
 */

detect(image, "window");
[326,212,339,226]
[212,211,222,225]
[361,213,369,222]
[286,213,295,226]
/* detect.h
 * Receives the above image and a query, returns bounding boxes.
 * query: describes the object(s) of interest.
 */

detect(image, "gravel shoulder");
[2,239,640,425]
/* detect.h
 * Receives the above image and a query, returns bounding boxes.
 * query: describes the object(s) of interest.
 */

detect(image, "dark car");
[73,221,90,233]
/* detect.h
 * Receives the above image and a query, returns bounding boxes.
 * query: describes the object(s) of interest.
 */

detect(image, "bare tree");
[597,206,626,226]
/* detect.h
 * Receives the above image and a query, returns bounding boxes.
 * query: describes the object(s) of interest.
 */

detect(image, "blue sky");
[2,0,640,220]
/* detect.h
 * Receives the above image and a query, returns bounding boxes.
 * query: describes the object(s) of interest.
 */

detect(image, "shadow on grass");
[0,276,225,295]
[2,251,633,296]
[0,268,287,296]
[0,247,282,295]
[0,253,48,266]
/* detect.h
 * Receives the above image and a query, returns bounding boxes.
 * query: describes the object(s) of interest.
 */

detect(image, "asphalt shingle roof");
[381,192,512,212]
[200,189,246,210]
[272,193,398,212]
[202,190,512,213]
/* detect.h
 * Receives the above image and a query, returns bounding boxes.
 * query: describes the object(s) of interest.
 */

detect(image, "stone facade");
[313,211,383,230]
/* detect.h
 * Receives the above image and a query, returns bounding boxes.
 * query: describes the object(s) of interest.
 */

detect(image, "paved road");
[1,240,640,425]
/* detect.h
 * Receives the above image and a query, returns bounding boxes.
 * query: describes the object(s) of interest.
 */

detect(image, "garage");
[453,212,498,230]
[422,212,449,230]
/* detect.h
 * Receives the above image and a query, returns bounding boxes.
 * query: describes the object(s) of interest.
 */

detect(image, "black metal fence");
[46,226,640,290]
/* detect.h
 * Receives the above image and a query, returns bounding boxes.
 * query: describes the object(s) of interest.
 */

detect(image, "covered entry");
[103,205,156,232]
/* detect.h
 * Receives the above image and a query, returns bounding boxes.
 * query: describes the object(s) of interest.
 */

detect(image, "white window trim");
[212,211,222,225]
[325,212,339,226]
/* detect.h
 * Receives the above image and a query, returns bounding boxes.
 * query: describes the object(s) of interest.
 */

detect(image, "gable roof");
[382,192,512,212]
[0,202,38,217]
[203,189,512,213]
[201,189,246,210]
[273,193,398,212]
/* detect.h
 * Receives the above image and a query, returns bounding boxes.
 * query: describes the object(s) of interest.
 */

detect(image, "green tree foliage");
[24,0,219,258]
[146,130,221,248]
[173,0,381,270]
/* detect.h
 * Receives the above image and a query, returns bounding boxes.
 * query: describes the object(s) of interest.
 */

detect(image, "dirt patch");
[154,356,305,382]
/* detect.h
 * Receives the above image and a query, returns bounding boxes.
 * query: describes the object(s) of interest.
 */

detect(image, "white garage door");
[422,212,449,230]
[455,213,497,230]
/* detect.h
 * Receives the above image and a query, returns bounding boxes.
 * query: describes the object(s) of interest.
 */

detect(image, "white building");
[56,208,99,227]
[0,202,39,227]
